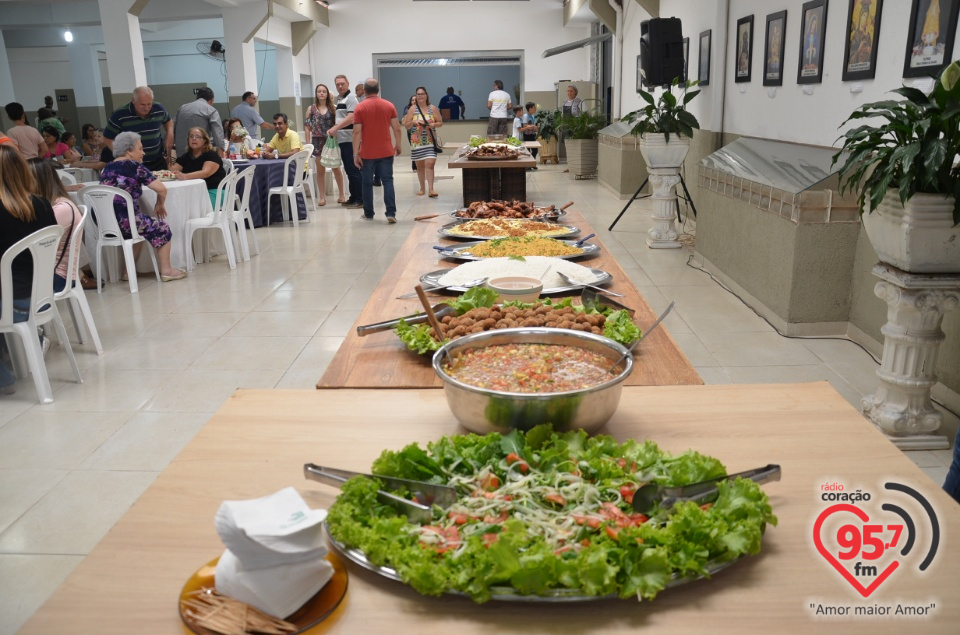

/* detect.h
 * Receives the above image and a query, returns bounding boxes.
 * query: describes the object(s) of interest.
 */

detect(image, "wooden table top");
[447,154,536,169]
[20,383,960,635]
[317,210,701,388]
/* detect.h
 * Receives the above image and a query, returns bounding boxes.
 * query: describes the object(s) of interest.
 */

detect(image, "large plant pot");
[638,134,690,169]
[565,138,598,177]
[538,136,559,164]
[864,190,960,273]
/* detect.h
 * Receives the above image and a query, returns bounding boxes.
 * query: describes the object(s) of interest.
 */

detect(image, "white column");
[861,263,960,450]
[275,45,297,102]
[0,30,15,103]
[222,4,268,103]
[646,170,683,248]
[97,0,147,95]
[67,42,104,109]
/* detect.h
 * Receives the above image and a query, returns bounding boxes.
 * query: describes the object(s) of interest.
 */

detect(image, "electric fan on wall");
[196,40,226,61]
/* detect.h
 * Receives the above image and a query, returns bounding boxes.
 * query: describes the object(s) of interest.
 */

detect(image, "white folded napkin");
[214,486,328,571]
[215,548,334,619]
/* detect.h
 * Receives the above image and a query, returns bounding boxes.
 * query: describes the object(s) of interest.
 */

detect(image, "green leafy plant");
[832,60,960,225]
[560,108,608,140]
[623,77,701,142]
[533,108,561,142]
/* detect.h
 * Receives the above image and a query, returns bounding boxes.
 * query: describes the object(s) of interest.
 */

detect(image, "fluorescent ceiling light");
[541,32,612,58]
[64,29,73,43]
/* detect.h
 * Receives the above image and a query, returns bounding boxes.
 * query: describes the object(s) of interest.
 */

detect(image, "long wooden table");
[447,153,536,204]
[317,210,701,388]
[20,384,960,634]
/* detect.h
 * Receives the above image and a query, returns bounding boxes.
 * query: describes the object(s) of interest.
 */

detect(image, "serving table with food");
[317,208,701,388]
[19,383,960,635]
[448,142,537,205]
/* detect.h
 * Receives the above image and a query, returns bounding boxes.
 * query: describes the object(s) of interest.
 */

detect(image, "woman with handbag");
[402,86,443,198]
[305,83,345,206]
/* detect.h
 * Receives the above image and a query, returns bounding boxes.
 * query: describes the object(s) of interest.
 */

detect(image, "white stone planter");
[637,135,691,249]
[864,189,960,273]
[565,138,598,177]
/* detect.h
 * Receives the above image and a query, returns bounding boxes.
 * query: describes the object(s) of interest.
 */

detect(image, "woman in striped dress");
[402,86,443,198]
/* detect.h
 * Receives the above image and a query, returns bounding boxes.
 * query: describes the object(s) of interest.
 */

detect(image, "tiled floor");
[1,159,956,634]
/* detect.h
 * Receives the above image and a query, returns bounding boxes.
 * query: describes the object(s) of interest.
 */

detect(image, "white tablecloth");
[76,178,217,275]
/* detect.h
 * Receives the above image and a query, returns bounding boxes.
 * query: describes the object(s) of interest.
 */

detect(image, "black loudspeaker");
[639,18,685,88]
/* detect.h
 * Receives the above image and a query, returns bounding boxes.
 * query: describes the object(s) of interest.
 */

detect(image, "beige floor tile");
[315,309,361,337]
[276,367,330,389]
[0,469,68,534]
[0,554,83,635]
[919,465,948,488]
[145,368,286,412]
[288,337,346,372]
[723,365,864,410]
[42,369,178,412]
[669,333,720,367]
[695,366,733,384]
[227,310,331,337]
[902,450,945,469]
[255,288,345,312]
[98,336,217,370]
[0,469,156,554]
[295,257,376,275]
[191,336,309,370]
[78,412,211,470]
[0,410,130,469]
[696,332,823,367]
[660,284,775,334]
[931,448,955,466]
[801,337,880,366]
[136,312,246,339]
[277,273,356,293]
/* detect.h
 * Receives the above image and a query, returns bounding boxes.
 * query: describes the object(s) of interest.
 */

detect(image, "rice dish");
[437,257,599,289]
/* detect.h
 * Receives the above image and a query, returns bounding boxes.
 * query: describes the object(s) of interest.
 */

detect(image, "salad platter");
[419,267,611,295]
[439,219,580,240]
[322,427,777,604]
[435,239,599,261]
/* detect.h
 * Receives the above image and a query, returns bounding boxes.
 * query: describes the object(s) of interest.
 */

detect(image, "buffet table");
[19,383,960,635]
[317,209,701,388]
[447,151,536,205]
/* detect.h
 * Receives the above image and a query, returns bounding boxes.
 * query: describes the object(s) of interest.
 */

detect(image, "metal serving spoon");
[556,271,625,297]
[396,277,488,299]
[631,464,782,513]
[606,301,675,373]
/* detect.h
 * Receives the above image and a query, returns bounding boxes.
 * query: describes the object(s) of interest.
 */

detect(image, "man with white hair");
[103,86,174,171]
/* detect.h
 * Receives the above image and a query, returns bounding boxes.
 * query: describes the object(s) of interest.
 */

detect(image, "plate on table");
[435,239,599,261]
[419,266,611,294]
[325,523,741,603]
[439,219,580,240]
[179,553,348,635]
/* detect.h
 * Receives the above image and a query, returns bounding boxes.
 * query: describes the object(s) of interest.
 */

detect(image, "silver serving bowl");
[432,328,633,434]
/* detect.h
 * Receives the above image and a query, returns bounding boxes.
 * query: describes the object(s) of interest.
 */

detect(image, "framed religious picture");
[698,30,712,86]
[902,0,960,78]
[798,0,829,84]
[763,11,788,86]
[842,0,883,81]
[682,37,690,82]
[735,15,754,83]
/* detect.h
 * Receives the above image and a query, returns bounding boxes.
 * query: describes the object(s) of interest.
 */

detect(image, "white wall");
[7,47,77,114]
[623,0,960,147]
[310,0,591,97]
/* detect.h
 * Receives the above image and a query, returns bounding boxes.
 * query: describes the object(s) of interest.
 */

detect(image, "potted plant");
[623,77,701,169]
[832,60,960,273]
[534,108,561,163]
[560,106,608,177]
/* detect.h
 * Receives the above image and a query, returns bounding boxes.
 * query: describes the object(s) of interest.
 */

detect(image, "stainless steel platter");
[439,221,580,241]
[419,267,612,295]
[445,207,568,220]
[324,523,742,603]
[435,239,599,262]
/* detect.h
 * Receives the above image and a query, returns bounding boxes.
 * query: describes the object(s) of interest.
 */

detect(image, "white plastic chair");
[57,170,77,185]
[184,172,238,271]
[301,143,320,213]
[231,166,259,262]
[62,167,86,182]
[53,205,103,355]
[1,225,83,404]
[82,186,161,294]
[222,157,234,175]
[267,148,310,226]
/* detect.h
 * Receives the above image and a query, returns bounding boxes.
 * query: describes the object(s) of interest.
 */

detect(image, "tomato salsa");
[443,343,615,393]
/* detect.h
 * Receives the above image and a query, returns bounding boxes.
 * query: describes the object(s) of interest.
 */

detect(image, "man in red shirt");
[352,78,402,223]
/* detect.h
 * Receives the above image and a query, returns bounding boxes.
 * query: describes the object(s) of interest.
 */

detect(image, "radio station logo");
[812,481,940,601]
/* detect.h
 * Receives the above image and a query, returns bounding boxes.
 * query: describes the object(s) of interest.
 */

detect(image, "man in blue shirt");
[438,87,465,121]
[103,86,173,171]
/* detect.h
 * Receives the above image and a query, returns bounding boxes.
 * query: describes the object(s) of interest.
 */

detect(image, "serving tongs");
[357,303,456,336]
[632,464,781,514]
[304,464,457,524]
[581,288,635,316]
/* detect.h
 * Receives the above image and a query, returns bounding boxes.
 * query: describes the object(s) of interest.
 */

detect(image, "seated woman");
[61,132,81,161]
[170,127,227,208]
[78,125,107,171]
[98,131,187,282]
[41,126,80,165]
[0,145,58,395]
[223,119,256,157]
[27,158,85,293]
[36,108,65,136]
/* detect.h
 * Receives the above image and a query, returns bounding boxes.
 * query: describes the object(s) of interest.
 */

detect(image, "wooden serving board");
[317,209,702,389]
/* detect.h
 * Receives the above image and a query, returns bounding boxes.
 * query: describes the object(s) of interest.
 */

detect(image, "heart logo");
[813,504,899,597]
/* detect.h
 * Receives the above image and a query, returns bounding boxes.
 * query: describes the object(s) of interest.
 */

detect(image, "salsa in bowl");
[432,328,633,434]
